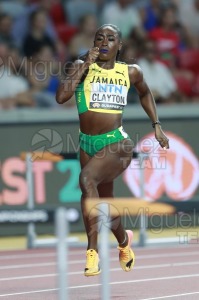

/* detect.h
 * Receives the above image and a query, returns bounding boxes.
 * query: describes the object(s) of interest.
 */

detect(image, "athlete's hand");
[85,47,99,65]
[155,126,169,149]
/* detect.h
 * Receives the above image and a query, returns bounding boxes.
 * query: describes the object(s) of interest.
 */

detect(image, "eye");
[108,38,115,41]
[96,37,103,41]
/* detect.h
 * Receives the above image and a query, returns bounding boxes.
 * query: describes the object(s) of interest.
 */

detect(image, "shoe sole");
[84,268,101,277]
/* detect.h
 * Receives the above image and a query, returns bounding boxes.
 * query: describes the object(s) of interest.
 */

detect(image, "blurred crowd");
[0,0,199,110]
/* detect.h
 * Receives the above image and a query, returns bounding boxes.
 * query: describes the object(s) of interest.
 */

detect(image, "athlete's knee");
[79,169,97,193]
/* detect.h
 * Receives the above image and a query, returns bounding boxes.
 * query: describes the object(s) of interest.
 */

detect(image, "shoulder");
[72,59,90,83]
[70,59,87,69]
[128,63,142,73]
[65,59,85,77]
[128,64,143,84]
[74,59,84,65]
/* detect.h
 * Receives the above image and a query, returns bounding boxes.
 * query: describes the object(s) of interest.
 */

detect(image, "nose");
[102,36,108,46]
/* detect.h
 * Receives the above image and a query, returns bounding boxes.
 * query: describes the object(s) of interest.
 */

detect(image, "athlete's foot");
[84,249,101,276]
[117,230,135,272]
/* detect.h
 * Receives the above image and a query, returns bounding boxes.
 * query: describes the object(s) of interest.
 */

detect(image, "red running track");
[0,244,199,299]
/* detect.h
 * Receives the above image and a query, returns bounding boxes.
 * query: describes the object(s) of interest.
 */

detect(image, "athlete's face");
[94,27,122,61]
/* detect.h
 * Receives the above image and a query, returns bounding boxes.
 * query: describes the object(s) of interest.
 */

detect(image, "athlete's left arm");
[128,64,169,149]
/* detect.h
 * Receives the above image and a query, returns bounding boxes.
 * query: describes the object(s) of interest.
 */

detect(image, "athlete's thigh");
[79,149,114,197]
[79,148,91,168]
[98,182,114,198]
[82,139,133,184]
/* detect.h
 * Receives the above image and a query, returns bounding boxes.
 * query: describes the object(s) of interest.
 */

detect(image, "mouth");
[100,49,109,53]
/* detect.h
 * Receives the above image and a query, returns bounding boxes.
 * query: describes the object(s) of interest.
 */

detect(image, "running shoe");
[84,249,101,276]
[117,230,135,272]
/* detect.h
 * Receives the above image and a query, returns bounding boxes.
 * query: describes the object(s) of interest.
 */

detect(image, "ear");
[119,42,122,51]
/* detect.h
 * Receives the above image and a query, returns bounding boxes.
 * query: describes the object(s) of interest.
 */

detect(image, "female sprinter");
[56,24,169,276]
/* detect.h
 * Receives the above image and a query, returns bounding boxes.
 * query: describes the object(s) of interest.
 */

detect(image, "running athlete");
[56,24,169,276]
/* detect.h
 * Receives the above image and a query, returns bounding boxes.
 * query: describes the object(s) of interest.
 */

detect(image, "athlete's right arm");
[56,47,99,104]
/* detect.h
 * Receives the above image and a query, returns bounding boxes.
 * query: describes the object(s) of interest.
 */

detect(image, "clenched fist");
[85,47,99,65]
[155,126,169,150]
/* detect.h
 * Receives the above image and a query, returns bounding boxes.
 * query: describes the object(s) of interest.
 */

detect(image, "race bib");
[89,83,128,110]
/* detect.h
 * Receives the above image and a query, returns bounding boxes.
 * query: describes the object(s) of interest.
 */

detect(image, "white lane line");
[0,288,58,298]
[0,253,55,260]
[0,262,55,270]
[0,250,84,260]
[0,246,198,260]
[0,273,199,297]
[0,259,92,270]
[122,251,199,260]
[0,260,199,282]
[70,273,199,289]
[0,251,198,270]
[141,291,199,300]
[0,250,83,260]
[0,265,167,281]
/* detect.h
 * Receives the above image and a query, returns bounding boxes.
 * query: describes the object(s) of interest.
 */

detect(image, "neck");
[96,59,116,70]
